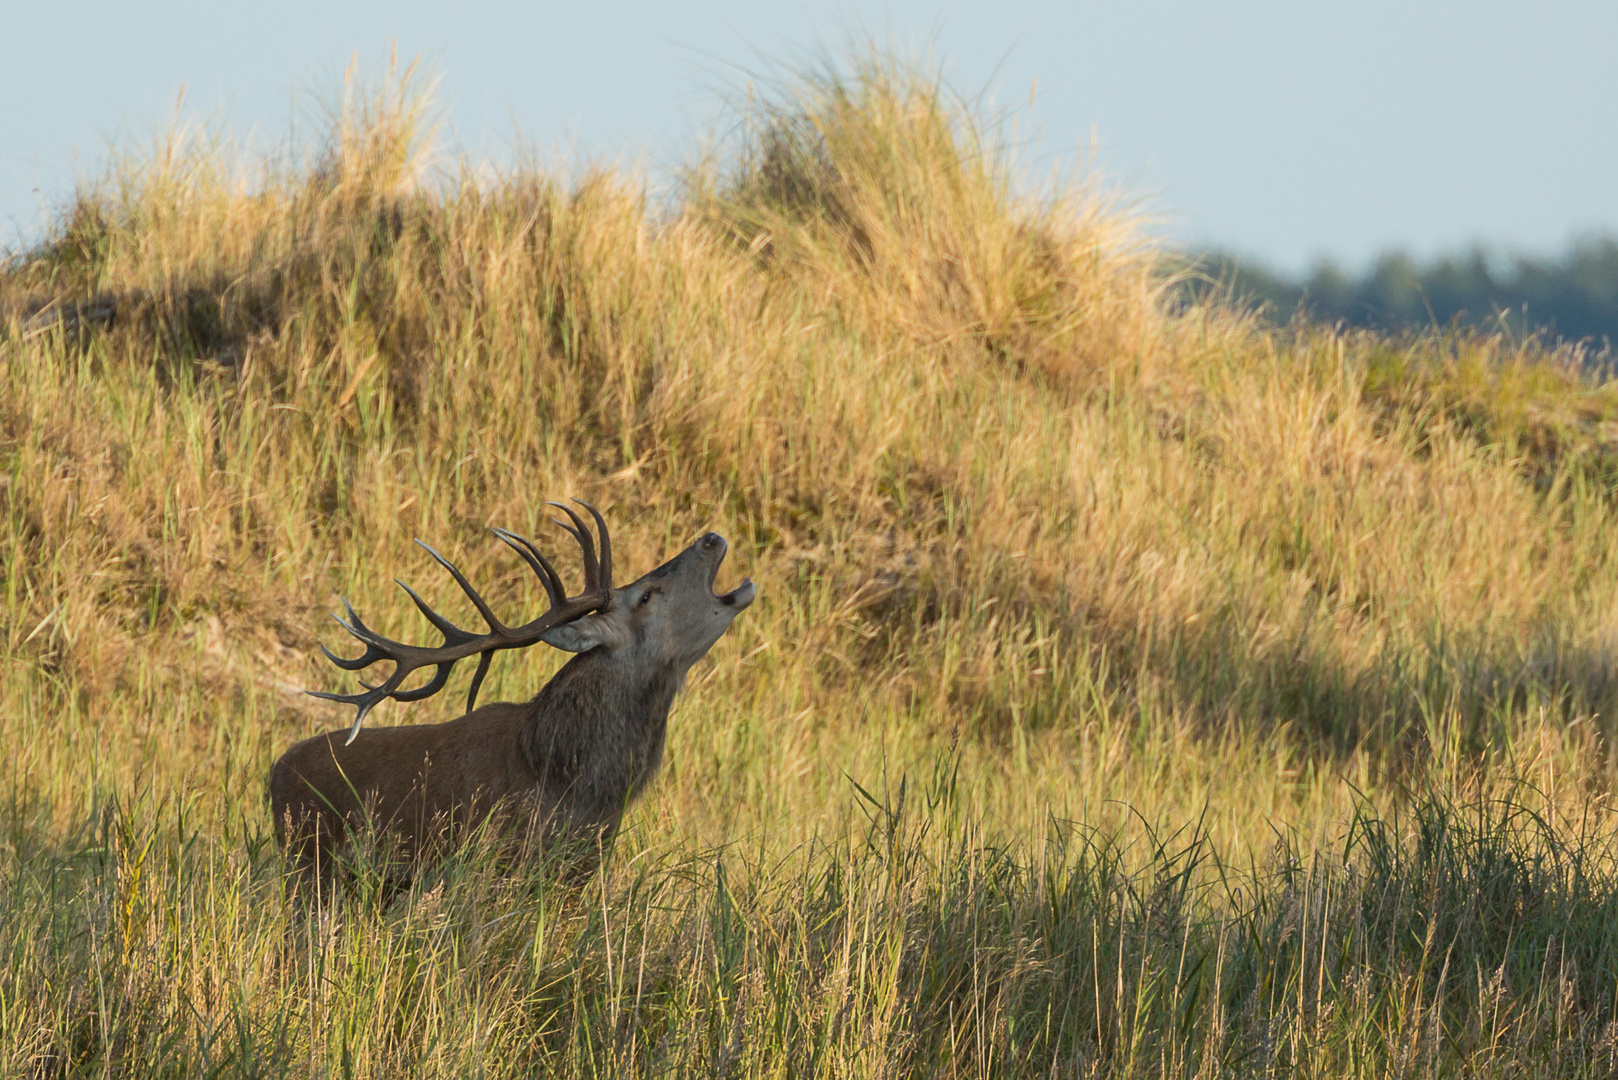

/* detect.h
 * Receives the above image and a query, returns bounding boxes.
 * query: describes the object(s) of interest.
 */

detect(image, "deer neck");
[519,651,687,784]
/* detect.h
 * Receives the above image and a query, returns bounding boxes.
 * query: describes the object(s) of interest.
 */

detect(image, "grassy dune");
[6,54,1618,1076]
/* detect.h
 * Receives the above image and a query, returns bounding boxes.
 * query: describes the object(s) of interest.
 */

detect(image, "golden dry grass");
[6,51,1618,1077]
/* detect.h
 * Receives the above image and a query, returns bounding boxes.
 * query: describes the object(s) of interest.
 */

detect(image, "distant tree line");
[1189,236,1618,349]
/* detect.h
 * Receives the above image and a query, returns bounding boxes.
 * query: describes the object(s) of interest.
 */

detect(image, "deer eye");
[638,589,658,607]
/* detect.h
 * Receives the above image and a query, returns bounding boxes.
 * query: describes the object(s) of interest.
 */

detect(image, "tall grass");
[5,50,1618,1076]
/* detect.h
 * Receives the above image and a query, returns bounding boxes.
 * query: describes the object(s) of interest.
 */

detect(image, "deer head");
[539,530,756,665]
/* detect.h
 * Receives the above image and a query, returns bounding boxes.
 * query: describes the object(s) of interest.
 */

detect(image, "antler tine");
[303,688,380,746]
[414,539,512,635]
[465,652,494,717]
[490,526,566,606]
[320,639,382,672]
[395,579,477,642]
[572,499,613,590]
[546,502,599,589]
[332,598,391,649]
[320,602,405,670]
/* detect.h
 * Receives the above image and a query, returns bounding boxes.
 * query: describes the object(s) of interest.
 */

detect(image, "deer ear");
[541,612,612,653]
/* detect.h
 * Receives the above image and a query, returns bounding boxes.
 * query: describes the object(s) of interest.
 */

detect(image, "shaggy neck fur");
[520,649,687,824]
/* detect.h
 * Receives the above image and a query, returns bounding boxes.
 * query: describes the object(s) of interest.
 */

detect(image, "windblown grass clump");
[5,51,1618,1076]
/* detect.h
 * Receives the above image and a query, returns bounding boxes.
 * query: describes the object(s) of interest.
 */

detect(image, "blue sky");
[2,1,1612,273]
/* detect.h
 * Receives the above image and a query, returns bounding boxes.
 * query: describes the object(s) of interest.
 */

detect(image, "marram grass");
[5,52,1618,1077]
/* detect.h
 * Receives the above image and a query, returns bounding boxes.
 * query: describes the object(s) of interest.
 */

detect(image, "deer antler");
[309,499,613,744]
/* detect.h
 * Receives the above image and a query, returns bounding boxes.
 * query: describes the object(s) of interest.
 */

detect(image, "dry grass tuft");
[694,51,1167,384]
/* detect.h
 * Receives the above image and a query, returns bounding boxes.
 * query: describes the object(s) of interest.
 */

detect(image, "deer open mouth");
[718,577,755,608]
[704,535,756,609]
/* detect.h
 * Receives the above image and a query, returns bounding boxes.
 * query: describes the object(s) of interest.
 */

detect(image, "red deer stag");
[269,501,754,890]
